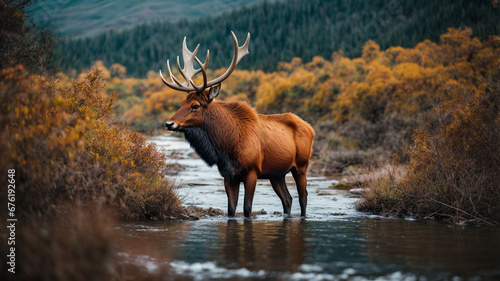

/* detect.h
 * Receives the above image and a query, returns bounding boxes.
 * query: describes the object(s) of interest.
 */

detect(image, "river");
[115,134,500,281]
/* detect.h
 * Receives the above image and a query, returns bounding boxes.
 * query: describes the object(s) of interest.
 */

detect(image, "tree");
[0,0,57,75]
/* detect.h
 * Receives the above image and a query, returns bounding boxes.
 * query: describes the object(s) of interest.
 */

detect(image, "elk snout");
[165,121,179,131]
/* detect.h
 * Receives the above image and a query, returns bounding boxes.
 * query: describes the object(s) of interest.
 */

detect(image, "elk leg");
[224,178,240,217]
[243,171,258,218]
[270,177,292,216]
[292,168,308,217]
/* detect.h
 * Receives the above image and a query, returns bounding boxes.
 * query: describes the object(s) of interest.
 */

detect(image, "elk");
[160,32,315,217]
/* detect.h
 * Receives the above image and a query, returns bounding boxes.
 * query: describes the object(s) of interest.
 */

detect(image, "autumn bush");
[357,74,500,224]
[0,65,185,280]
[355,29,500,224]
[0,66,183,220]
[0,4,185,280]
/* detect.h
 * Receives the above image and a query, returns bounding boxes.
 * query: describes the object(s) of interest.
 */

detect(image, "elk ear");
[208,84,221,101]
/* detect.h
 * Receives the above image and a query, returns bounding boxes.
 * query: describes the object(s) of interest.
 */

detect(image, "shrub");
[0,5,183,280]
[357,74,500,224]
[0,65,184,281]
[0,66,183,220]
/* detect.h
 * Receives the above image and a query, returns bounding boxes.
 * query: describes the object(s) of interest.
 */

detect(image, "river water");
[115,134,500,281]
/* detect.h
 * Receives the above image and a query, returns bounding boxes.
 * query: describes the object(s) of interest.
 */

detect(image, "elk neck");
[184,100,258,179]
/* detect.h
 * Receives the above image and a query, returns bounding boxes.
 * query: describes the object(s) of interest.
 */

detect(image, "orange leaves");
[255,73,289,112]
[413,40,442,67]
[83,120,166,182]
[358,30,500,222]
[306,56,329,71]
[144,90,184,114]
[144,91,168,113]
[334,28,499,126]
[62,69,117,121]
[1,66,181,219]
[290,67,317,90]
[333,56,357,79]
[439,27,482,63]
[278,57,304,72]
[362,40,381,62]
[392,62,424,81]
[366,62,394,84]
[398,75,500,222]
[110,63,127,78]
[91,60,111,79]
[69,28,498,153]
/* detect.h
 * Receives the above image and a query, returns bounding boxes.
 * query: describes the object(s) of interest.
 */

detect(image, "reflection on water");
[220,219,308,272]
[117,218,500,280]
[115,135,500,280]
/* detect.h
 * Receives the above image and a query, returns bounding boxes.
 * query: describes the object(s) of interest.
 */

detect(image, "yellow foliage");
[255,73,293,112]
[78,28,499,150]
[366,62,394,84]
[124,103,145,122]
[0,66,182,219]
[91,60,111,80]
[110,63,127,78]
[278,57,303,72]
[362,40,380,62]
[225,92,250,103]
[144,90,185,114]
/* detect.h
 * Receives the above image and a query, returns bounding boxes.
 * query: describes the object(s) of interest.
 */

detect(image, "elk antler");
[160,37,209,92]
[160,31,250,93]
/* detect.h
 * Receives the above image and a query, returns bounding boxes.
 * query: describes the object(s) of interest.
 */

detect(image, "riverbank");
[355,74,500,225]
[116,134,500,281]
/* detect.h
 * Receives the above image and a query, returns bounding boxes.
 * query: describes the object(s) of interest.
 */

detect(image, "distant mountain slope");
[54,0,499,76]
[27,0,267,38]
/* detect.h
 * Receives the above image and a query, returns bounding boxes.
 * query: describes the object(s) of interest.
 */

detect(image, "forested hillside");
[55,0,499,76]
[28,0,267,38]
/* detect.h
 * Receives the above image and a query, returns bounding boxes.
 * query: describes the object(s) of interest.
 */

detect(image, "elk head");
[161,31,250,131]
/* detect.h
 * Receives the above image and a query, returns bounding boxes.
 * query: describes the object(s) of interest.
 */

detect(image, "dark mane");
[184,101,257,179]
[183,128,218,166]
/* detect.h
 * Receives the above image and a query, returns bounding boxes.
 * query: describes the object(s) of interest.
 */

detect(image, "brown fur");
[167,85,315,217]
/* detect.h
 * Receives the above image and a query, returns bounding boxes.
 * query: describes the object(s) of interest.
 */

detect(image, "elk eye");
[191,104,200,110]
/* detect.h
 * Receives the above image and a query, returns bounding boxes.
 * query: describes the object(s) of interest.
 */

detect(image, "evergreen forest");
[54,0,499,76]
